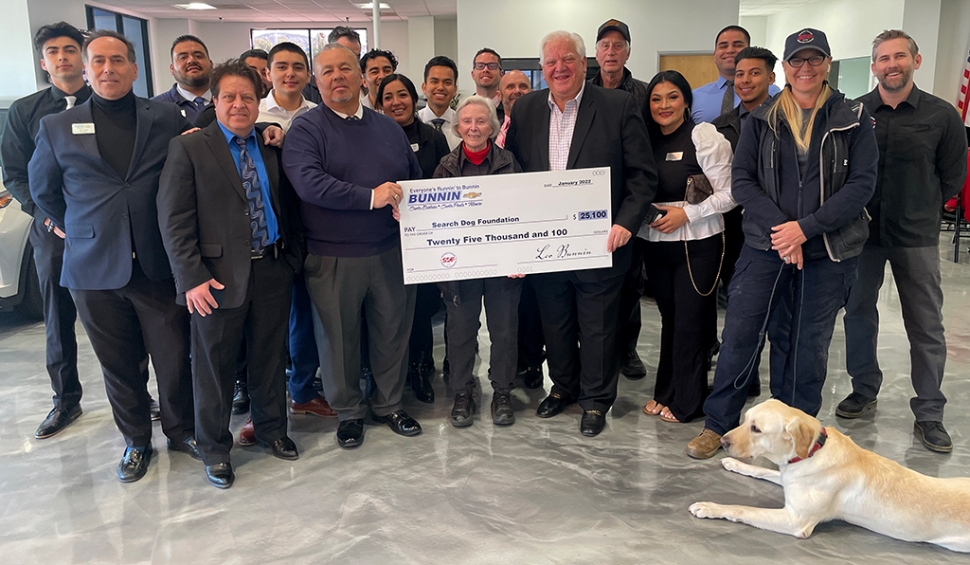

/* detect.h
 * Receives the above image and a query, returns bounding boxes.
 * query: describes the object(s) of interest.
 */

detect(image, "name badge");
[665,152,683,161]
[72,123,96,135]
[411,143,420,153]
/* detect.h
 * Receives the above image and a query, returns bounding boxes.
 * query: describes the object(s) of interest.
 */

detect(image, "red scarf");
[463,141,490,165]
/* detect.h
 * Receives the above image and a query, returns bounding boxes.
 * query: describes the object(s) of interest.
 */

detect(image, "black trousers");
[409,283,441,363]
[533,270,624,412]
[442,277,522,396]
[71,262,193,447]
[615,237,645,357]
[29,218,81,410]
[643,235,721,422]
[191,256,293,465]
[517,277,545,369]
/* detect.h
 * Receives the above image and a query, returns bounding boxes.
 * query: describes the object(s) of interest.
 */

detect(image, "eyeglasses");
[474,62,500,71]
[787,55,826,68]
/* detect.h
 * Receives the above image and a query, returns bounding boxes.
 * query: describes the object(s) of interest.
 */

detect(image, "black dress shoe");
[35,405,83,439]
[117,445,153,483]
[536,393,573,418]
[580,409,607,437]
[373,410,422,437]
[451,393,476,427]
[205,463,234,489]
[620,350,647,379]
[520,366,543,389]
[836,392,877,419]
[491,393,515,426]
[408,363,435,404]
[149,397,161,422]
[336,418,365,448]
[914,421,953,453]
[167,436,202,460]
[260,436,299,460]
[232,380,250,414]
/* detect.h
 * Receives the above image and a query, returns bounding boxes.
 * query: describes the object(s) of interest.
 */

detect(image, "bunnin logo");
[440,252,457,268]
[408,184,483,205]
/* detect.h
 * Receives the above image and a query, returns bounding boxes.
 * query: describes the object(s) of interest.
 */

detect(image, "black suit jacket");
[157,121,304,309]
[505,84,658,280]
[29,97,190,290]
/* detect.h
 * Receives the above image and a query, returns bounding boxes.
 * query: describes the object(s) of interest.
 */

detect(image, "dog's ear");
[787,419,816,460]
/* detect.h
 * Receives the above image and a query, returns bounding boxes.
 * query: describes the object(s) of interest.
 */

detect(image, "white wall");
[151,19,198,96]
[740,15,769,49]
[455,0,740,98]
[2,0,36,99]
[902,0,941,91]
[434,17,459,66]
[934,0,970,104]
[381,21,410,77]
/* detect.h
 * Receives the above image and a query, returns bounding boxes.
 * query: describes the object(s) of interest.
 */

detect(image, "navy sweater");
[283,105,422,257]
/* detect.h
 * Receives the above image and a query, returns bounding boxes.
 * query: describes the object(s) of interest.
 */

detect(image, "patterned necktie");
[234,136,269,255]
[720,80,735,115]
[64,96,76,110]
[194,96,206,110]
[346,115,360,121]
[431,118,445,131]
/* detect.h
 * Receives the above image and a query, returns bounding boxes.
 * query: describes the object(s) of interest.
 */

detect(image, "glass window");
[252,28,368,64]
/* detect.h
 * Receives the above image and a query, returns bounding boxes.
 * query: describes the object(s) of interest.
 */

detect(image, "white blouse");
[637,122,737,242]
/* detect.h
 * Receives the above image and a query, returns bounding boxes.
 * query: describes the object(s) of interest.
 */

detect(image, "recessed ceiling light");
[355,3,391,9]
[173,3,217,10]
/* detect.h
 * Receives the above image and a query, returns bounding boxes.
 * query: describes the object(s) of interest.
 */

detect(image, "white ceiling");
[739,0,824,16]
[93,0,457,23]
[90,0,827,23]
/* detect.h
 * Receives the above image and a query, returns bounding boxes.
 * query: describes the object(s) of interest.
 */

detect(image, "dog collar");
[787,428,828,464]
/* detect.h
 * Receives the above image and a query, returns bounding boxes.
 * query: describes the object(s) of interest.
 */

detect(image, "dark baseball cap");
[597,19,631,43]
[783,28,831,61]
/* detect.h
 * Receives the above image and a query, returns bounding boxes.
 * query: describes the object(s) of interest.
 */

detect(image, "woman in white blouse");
[638,70,736,423]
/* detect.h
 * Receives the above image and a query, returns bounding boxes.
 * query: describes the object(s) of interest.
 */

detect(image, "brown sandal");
[643,400,665,415]
[659,407,681,423]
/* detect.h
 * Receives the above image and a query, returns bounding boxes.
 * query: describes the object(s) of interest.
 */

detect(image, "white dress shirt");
[257,90,316,132]
[638,122,737,242]
[547,83,585,171]
[417,106,461,150]
[176,84,211,104]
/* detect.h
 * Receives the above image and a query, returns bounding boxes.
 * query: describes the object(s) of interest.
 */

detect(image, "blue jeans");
[288,270,320,404]
[704,246,858,435]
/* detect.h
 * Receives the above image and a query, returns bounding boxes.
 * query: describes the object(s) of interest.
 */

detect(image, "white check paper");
[398,167,613,284]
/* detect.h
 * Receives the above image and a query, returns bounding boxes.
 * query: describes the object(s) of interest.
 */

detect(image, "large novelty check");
[398,167,613,284]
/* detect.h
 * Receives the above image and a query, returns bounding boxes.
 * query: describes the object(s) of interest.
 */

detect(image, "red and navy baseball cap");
[783,28,831,61]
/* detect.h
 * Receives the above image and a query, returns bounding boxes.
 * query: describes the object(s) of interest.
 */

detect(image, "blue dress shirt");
[692,76,781,124]
[217,122,280,244]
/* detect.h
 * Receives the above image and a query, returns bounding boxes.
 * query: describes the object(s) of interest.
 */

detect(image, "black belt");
[251,241,281,260]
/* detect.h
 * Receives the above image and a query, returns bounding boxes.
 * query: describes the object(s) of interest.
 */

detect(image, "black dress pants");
[29,218,81,410]
[191,256,293,465]
[533,270,625,412]
[71,262,193,447]
[409,283,441,363]
[615,237,645,357]
[516,277,545,369]
[442,277,522,396]
[643,235,721,422]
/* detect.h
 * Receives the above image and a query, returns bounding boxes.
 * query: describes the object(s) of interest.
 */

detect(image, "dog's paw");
[689,502,725,519]
[721,457,743,473]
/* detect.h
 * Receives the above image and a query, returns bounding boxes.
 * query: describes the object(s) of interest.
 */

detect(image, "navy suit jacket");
[29,96,191,290]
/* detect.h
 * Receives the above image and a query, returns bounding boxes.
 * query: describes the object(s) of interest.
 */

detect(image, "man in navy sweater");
[282,44,423,449]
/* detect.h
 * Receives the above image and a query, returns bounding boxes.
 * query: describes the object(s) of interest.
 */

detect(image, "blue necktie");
[431,118,445,131]
[194,96,206,110]
[234,136,269,255]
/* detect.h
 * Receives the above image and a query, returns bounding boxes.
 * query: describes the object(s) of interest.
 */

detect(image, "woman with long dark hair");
[637,70,735,423]
[687,28,878,459]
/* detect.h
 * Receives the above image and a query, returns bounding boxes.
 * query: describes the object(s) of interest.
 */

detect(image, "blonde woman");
[686,28,879,459]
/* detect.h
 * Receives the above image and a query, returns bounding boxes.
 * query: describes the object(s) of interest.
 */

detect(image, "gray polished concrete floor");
[2,237,969,564]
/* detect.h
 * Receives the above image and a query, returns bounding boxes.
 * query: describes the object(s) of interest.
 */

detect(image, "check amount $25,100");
[397,167,613,285]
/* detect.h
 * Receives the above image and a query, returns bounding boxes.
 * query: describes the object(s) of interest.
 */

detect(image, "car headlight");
[0,190,13,210]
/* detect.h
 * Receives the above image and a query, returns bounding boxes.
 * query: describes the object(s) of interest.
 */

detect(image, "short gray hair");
[82,29,136,64]
[871,29,919,62]
[540,30,586,62]
[452,95,501,141]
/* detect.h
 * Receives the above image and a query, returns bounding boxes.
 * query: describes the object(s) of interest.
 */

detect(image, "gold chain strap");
[685,232,725,297]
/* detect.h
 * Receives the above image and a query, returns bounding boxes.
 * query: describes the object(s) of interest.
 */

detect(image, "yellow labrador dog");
[689,399,970,552]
